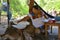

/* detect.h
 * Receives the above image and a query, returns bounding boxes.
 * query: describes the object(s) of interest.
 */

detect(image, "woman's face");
[32,8,38,14]
[32,8,43,17]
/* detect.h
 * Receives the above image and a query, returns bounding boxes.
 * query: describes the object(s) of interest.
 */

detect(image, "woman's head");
[32,5,43,17]
[32,5,39,14]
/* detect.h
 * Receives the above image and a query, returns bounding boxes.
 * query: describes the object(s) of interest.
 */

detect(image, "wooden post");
[0,6,1,24]
[7,0,10,26]
[29,0,34,13]
[0,0,3,24]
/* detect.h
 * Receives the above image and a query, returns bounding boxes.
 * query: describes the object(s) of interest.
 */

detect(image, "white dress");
[28,14,45,28]
[12,21,30,29]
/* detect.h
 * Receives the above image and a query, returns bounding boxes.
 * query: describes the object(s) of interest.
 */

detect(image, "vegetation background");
[0,0,60,18]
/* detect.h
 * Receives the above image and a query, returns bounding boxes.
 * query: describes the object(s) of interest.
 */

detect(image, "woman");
[17,5,47,34]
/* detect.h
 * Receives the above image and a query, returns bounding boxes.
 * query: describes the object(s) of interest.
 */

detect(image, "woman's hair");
[33,5,39,10]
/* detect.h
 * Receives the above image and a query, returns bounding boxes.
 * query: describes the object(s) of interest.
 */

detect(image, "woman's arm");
[44,14,48,19]
[17,16,30,23]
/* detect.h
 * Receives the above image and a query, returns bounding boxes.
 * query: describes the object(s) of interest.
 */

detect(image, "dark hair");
[33,5,39,10]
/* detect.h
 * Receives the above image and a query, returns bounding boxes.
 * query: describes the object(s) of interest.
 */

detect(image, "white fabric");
[2,2,7,6]
[51,11,56,17]
[48,26,58,35]
[28,14,46,28]
[12,21,30,29]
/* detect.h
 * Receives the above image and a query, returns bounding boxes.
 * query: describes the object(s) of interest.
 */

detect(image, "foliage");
[10,0,29,18]
[35,0,60,11]
[0,0,60,18]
